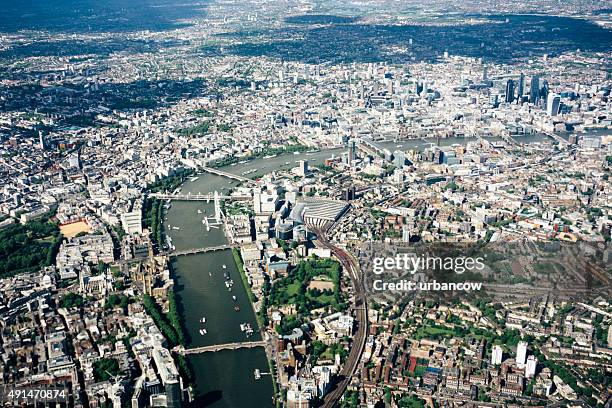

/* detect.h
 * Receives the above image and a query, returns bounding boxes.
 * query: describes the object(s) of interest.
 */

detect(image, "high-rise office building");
[152,348,182,408]
[296,160,309,177]
[416,81,424,95]
[541,80,549,107]
[516,341,528,367]
[525,355,537,378]
[517,73,525,100]
[568,134,579,145]
[489,93,499,107]
[393,150,406,168]
[348,139,357,164]
[342,186,356,201]
[530,75,540,104]
[253,191,278,214]
[491,345,503,365]
[547,93,561,116]
[402,225,411,243]
[341,151,350,165]
[505,79,515,103]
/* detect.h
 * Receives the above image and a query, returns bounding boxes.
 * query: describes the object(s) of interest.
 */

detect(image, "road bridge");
[499,133,519,146]
[169,244,235,257]
[180,341,266,355]
[540,130,569,145]
[201,166,252,182]
[114,244,236,266]
[149,193,251,201]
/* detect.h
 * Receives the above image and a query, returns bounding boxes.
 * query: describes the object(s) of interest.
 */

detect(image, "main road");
[313,228,368,408]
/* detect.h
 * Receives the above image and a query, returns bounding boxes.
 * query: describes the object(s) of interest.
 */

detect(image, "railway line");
[313,228,368,408]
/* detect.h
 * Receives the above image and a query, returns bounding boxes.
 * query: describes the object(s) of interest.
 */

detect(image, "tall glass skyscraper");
[505,79,515,103]
[517,73,525,100]
[530,75,540,104]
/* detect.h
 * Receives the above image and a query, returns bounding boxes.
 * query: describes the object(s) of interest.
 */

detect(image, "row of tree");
[167,290,185,345]
[209,143,310,168]
[142,294,180,347]
[142,198,164,248]
[146,169,195,194]
[142,293,194,386]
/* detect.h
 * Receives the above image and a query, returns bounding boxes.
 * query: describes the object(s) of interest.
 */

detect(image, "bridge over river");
[176,341,266,355]
[170,244,236,257]
[150,192,251,201]
[115,244,236,265]
[201,166,252,182]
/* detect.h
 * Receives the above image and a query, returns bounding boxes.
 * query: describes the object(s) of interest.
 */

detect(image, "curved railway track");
[313,228,368,408]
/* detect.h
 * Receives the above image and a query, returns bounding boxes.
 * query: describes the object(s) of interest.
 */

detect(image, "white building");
[491,344,503,365]
[402,225,411,243]
[546,93,561,116]
[286,376,317,408]
[253,191,278,214]
[516,341,528,367]
[525,355,537,378]
[68,154,80,168]
[121,210,143,235]
[296,160,309,177]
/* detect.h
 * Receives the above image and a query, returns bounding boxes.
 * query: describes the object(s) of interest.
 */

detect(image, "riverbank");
[231,247,280,407]
[142,292,195,390]
[209,143,310,168]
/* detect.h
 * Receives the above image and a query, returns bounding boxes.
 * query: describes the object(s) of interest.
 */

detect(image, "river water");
[163,149,340,407]
[162,133,580,407]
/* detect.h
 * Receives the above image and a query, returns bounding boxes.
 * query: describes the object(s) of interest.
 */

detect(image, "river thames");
[162,134,563,407]
[163,149,340,407]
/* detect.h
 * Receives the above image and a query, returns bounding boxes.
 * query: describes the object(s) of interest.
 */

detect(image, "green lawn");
[319,348,335,361]
[413,365,426,377]
[308,292,335,305]
[286,282,301,296]
[422,326,454,335]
